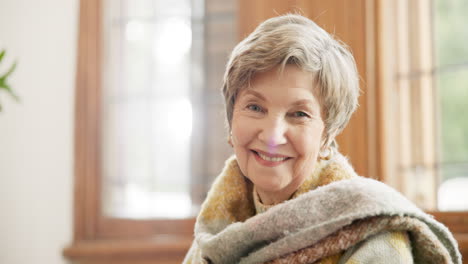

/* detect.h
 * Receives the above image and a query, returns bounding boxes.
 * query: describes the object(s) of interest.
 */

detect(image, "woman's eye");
[291,111,310,118]
[247,104,263,112]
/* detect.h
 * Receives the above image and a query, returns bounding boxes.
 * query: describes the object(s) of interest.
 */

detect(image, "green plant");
[0,49,18,111]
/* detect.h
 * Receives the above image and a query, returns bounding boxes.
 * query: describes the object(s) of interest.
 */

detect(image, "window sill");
[63,235,193,264]
[453,233,468,262]
[63,231,467,264]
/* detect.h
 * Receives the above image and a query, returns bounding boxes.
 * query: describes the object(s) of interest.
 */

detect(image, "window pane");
[438,70,468,163]
[101,0,197,219]
[434,0,468,67]
[436,69,468,211]
[123,0,154,19]
[434,0,468,211]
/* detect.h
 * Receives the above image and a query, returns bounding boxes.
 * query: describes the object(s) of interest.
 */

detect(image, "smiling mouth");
[251,150,292,163]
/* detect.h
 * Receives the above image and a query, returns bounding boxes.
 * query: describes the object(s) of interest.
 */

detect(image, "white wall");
[0,0,78,263]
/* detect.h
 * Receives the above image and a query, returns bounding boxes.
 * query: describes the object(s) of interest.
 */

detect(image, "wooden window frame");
[63,0,194,263]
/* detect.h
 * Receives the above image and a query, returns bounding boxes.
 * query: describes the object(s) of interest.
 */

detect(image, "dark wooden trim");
[63,237,192,263]
[428,211,468,233]
[365,0,382,181]
[453,233,468,262]
[72,0,102,242]
[427,211,468,260]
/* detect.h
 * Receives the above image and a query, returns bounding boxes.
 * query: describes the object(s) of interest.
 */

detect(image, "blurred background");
[0,0,467,263]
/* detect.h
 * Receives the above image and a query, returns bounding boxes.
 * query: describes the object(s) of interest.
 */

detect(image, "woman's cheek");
[231,115,258,177]
[233,116,256,145]
[298,126,322,160]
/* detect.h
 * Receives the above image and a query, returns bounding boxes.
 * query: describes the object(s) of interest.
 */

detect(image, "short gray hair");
[222,14,360,148]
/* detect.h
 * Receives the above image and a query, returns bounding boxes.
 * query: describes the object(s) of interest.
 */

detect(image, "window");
[101,0,197,220]
[434,0,468,211]
[378,0,468,209]
[99,0,237,221]
[378,0,467,257]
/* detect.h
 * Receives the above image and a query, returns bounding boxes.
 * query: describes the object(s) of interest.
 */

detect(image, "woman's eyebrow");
[290,99,315,107]
[244,90,267,101]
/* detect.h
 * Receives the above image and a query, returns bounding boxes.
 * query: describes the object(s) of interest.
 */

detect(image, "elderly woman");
[183,14,461,264]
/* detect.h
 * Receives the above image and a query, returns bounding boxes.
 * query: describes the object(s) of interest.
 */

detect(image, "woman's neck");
[256,186,296,205]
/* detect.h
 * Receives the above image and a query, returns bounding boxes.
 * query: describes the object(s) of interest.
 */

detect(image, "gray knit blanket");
[195,177,462,264]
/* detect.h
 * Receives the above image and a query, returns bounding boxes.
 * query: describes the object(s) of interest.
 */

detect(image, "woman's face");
[231,65,325,205]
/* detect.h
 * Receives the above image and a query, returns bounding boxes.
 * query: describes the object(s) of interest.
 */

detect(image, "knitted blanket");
[184,154,461,264]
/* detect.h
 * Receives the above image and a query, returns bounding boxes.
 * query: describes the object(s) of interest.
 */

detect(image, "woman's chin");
[254,180,288,195]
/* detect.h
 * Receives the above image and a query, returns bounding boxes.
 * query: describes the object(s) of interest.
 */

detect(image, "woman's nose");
[258,116,288,147]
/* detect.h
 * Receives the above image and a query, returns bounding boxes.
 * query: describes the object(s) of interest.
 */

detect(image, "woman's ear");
[323,129,339,148]
[319,130,337,160]
[227,132,233,147]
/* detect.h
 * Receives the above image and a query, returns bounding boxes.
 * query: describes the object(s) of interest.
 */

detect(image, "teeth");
[257,152,287,162]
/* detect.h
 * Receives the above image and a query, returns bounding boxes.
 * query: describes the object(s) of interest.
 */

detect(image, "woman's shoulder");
[338,231,413,264]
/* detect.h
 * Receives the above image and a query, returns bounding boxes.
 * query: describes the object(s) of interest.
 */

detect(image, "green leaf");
[2,61,17,79]
[4,87,19,101]
[0,50,5,64]
[0,50,19,110]
[0,78,19,102]
[0,62,16,80]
